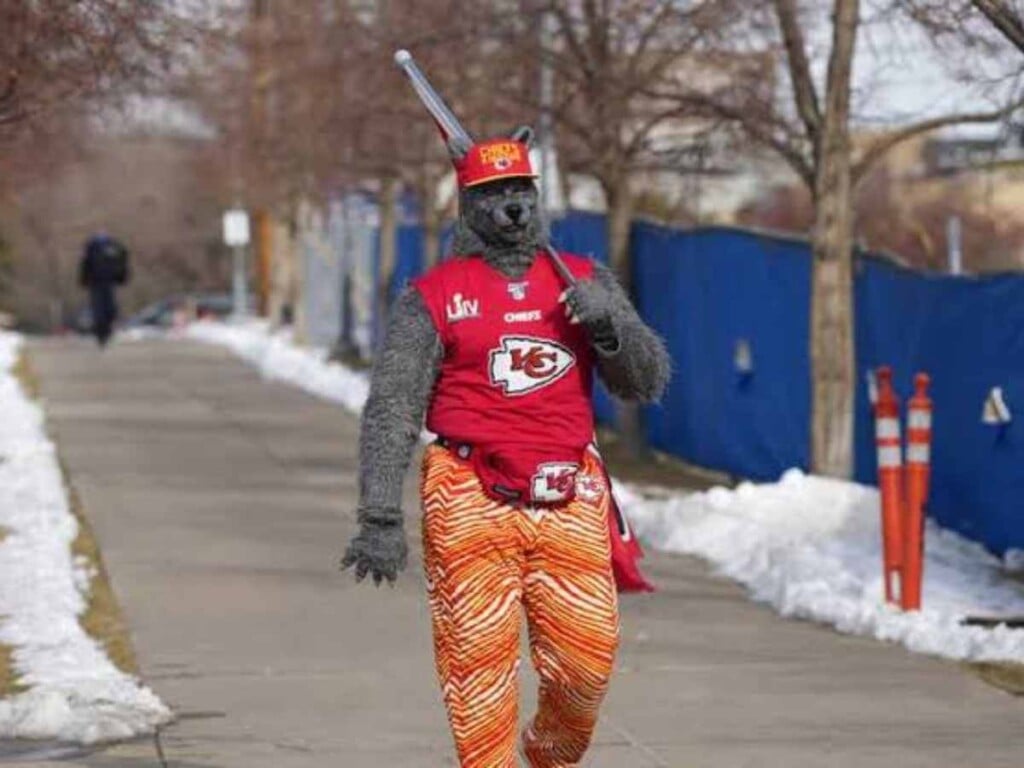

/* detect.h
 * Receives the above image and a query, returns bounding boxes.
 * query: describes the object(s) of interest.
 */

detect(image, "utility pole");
[537,8,563,217]
[947,215,963,275]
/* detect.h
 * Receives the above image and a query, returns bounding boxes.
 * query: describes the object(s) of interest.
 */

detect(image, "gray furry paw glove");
[559,279,620,353]
[340,506,408,586]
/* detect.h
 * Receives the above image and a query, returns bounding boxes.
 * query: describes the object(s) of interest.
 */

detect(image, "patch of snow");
[619,470,1024,663]
[0,332,171,743]
[187,319,369,414]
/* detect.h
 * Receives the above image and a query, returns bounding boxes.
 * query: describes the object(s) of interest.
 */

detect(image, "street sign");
[223,209,250,247]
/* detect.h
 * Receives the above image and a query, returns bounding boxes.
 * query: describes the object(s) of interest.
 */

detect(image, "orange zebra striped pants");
[421,444,620,768]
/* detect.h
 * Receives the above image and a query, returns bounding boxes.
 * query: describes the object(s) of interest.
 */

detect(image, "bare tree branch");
[683,91,815,185]
[852,103,1024,180]
[773,0,822,140]
[972,0,1024,52]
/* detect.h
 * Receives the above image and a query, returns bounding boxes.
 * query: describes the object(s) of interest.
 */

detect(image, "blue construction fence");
[382,211,1024,556]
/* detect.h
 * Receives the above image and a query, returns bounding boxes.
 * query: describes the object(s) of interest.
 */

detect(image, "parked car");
[123,293,240,329]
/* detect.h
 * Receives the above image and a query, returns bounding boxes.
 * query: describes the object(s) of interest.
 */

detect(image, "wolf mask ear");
[447,135,472,161]
[509,125,535,148]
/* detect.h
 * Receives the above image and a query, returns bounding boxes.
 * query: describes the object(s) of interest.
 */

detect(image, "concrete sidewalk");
[22,337,1023,767]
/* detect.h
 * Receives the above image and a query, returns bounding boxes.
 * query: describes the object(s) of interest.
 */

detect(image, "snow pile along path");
[619,470,1024,663]
[186,319,1024,663]
[187,319,369,414]
[0,332,171,743]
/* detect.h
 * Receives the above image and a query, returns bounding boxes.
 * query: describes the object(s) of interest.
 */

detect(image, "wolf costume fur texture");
[341,126,671,585]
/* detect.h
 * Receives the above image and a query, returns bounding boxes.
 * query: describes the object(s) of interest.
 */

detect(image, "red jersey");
[413,251,596,504]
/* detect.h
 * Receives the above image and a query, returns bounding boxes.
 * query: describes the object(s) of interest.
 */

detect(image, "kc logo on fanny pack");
[531,462,580,503]
[489,336,576,396]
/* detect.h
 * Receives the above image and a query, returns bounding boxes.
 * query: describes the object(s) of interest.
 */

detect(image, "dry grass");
[0,642,25,698]
[967,662,1024,697]
[0,524,25,696]
[11,351,40,400]
[596,426,732,493]
[66,480,139,676]
[0,351,139,704]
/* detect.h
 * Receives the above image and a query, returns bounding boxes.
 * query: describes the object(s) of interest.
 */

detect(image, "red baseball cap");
[455,139,537,189]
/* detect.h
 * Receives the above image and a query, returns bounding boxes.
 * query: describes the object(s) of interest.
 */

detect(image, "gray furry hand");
[560,279,618,349]
[340,507,408,586]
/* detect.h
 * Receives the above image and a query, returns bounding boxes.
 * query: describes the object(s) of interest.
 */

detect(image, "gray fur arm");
[342,287,441,584]
[586,263,671,403]
[358,287,443,511]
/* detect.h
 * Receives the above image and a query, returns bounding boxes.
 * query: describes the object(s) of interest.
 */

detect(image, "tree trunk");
[603,176,647,457]
[810,209,855,478]
[810,0,859,478]
[254,209,272,316]
[605,178,634,291]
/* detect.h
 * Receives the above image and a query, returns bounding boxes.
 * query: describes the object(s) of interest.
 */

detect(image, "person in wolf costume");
[342,126,671,767]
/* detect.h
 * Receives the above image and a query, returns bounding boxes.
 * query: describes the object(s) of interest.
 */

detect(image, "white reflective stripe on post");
[889,571,902,600]
[877,445,902,468]
[907,444,931,464]
[908,410,932,431]
[875,418,901,440]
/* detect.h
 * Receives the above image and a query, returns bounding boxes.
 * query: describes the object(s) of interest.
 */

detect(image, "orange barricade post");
[873,366,904,605]
[902,373,932,611]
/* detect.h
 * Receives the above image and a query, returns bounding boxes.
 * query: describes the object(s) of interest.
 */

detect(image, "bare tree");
[479,0,742,455]
[0,0,186,138]
[528,1,740,287]
[195,0,536,333]
[1,127,226,330]
[674,0,1021,477]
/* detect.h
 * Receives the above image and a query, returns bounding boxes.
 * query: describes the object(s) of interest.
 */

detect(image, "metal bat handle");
[393,50,474,146]
[545,244,578,288]
[393,50,574,288]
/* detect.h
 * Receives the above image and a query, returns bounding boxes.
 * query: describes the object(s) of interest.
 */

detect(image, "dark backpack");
[100,239,130,285]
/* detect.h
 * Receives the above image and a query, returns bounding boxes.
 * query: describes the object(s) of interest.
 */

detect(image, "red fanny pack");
[459,441,583,506]
[440,438,655,594]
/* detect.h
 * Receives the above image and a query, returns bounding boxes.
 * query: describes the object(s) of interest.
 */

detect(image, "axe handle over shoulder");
[545,245,578,288]
[393,49,473,146]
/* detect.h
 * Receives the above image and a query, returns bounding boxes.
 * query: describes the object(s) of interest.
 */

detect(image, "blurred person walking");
[78,233,130,347]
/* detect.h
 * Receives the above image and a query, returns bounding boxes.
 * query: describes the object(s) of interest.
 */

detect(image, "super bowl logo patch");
[480,142,522,171]
[445,292,480,323]
[489,336,576,396]
[574,473,604,502]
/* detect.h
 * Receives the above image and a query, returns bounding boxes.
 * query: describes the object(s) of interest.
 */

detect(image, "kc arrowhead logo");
[489,336,576,396]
